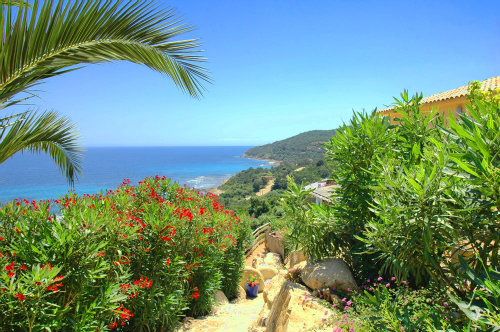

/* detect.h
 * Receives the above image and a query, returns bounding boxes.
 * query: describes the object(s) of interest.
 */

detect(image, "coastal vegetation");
[276,82,500,330]
[0,0,208,184]
[217,159,329,223]
[0,176,248,331]
[244,129,337,163]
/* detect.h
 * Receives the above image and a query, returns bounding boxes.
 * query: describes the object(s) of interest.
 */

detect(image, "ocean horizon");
[0,146,272,204]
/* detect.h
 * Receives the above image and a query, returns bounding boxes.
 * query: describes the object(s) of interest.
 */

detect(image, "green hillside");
[244,129,337,163]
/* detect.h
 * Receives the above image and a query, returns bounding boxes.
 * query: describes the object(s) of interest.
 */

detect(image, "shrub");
[0,176,247,331]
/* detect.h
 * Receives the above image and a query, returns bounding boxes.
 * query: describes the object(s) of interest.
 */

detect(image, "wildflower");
[192,292,200,299]
[386,283,390,288]
[166,258,171,266]
[391,276,396,281]
[14,293,25,301]
[377,277,383,281]
[346,300,352,306]
[402,280,407,285]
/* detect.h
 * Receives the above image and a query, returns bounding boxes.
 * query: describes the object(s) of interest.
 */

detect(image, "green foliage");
[355,281,460,331]
[244,129,338,163]
[450,255,500,330]
[0,177,247,331]
[280,176,338,260]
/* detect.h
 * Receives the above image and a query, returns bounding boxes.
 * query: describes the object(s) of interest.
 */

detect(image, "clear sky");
[30,0,500,147]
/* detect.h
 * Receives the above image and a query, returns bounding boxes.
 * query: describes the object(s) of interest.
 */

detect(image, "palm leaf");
[0,0,210,107]
[0,111,82,185]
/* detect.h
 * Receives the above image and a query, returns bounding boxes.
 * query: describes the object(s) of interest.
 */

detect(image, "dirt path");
[177,295,264,332]
[256,178,274,197]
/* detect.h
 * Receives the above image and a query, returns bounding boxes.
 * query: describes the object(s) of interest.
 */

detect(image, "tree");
[0,0,209,184]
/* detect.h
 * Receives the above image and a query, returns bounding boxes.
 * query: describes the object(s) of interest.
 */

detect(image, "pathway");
[176,292,264,332]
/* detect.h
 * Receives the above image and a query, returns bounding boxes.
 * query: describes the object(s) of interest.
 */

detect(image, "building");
[377,76,500,124]
[305,179,340,205]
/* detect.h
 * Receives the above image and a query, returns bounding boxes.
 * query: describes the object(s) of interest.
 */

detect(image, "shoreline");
[241,154,281,166]
[201,155,280,195]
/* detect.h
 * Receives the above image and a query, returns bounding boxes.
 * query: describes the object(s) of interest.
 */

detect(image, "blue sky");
[33,0,500,147]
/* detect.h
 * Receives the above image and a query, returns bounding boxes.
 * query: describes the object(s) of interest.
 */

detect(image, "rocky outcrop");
[300,257,357,291]
[263,270,287,309]
[241,266,265,293]
[259,281,333,332]
[264,252,282,269]
[284,250,306,269]
[258,265,279,280]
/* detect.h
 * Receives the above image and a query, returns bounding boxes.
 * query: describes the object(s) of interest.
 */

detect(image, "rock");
[264,281,334,332]
[300,257,357,291]
[232,285,247,303]
[263,270,287,309]
[250,303,271,330]
[264,252,282,269]
[312,287,341,305]
[285,250,306,269]
[258,265,279,280]
[265,232,285,259]
[241,266,265,293]
[214,290,229,305]
[252,253,265,268]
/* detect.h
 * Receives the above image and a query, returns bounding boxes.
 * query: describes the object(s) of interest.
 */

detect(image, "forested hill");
[243,129,337,163]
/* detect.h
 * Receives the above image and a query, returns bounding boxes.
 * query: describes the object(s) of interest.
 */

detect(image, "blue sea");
[0,146,271,203]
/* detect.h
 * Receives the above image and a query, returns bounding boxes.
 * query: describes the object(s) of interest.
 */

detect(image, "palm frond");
[0,0,210,107]
[0,111,82,185]
[0,0,31,7]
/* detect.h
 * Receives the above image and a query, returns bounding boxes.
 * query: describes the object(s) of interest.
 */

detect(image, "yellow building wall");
[380,95,468,126]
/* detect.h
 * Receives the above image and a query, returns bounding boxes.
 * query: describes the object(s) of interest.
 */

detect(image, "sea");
[0,146,272,204]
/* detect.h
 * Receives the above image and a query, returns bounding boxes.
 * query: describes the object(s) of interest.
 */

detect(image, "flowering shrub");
[246,274,259,287]
[0,176,247,331]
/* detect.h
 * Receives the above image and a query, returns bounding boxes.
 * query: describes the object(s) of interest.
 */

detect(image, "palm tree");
[0,0,209,184]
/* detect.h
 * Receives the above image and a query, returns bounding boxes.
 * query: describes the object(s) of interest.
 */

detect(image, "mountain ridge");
[244,129,337,163]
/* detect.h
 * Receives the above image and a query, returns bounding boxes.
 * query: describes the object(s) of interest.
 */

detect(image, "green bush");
[0,176,247,331]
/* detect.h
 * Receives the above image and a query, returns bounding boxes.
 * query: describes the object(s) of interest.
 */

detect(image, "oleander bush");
[0,176,247,331]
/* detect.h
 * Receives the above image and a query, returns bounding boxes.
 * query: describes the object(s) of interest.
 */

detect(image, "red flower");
[14,293,25,301]
[109,322,118,329]
[0,237,4,241]
[41,263,52,270]
[35,281,42,286]
[20,265,26,270]
[8,272,15,278]
[6,262,15,271]
[166,258,171,266]
[191,292,200,300]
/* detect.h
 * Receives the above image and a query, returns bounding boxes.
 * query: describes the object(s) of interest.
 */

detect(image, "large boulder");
[258,264,279,280]
[263,281,334,332]
[300,258,357,291]
[214,290,229,305]
[263,270,287,309]
[232,285,247,303]
[285,250,307,269]
[264,252,282,269]
[241,266,265,293]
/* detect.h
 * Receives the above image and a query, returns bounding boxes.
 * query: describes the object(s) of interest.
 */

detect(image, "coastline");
[201,154,280,195]
[241,153,281,166]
